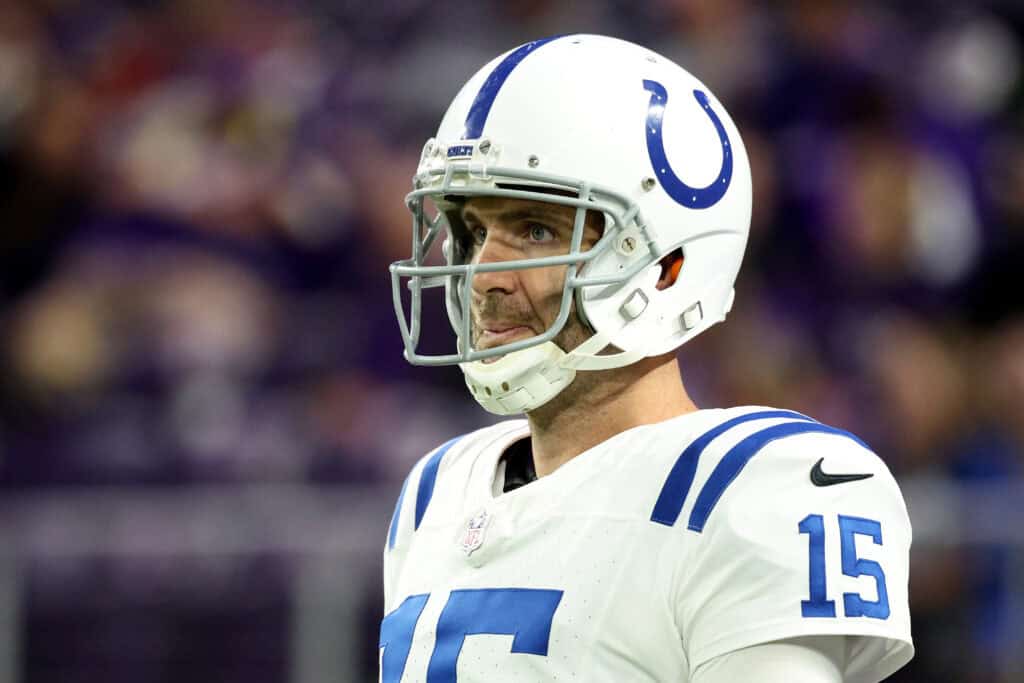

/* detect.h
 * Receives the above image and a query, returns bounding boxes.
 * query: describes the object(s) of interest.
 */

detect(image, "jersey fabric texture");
[381,407,913,682]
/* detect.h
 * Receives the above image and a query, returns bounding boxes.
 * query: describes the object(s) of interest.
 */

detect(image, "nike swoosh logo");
[810,458,874,487]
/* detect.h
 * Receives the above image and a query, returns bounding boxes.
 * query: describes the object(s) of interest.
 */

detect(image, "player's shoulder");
[646,405,905,533]
[666,407,914,678]
[385,419,527,551]
[722,405,909,528]
[649,404,886,473]
[705,404,899,490]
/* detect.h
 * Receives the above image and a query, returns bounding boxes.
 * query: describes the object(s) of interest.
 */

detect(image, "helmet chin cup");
[459,333,649,415]
[460,342,576,415]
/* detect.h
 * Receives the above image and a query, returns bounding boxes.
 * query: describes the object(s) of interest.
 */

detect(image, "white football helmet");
[390,34,752,415]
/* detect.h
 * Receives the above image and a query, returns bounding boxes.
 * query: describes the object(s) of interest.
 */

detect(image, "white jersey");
[380,406,913,682]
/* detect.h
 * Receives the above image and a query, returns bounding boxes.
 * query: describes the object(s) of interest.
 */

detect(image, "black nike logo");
[810,458,874,487]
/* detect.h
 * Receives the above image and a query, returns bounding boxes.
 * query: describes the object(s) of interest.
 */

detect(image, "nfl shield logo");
[459,509,491,555]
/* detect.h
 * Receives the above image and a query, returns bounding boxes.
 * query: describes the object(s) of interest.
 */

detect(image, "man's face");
[460,196,604,360]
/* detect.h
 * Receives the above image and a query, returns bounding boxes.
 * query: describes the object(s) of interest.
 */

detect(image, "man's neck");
[524,355,698,477]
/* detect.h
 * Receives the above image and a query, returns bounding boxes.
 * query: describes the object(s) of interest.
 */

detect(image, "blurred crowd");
[0,0,1022,681]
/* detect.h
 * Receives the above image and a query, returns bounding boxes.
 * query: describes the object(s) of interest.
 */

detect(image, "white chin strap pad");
[459,334,648,416]
[460,342,576,416]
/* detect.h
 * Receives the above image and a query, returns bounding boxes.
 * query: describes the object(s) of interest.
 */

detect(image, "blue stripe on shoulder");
[414,435,465,530]
[687,421,871,533]
[387,474,411,550]
[650,410,812,527]
[462,36,565,139]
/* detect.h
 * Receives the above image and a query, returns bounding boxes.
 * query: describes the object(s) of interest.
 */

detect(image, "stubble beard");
[470,291,594,363]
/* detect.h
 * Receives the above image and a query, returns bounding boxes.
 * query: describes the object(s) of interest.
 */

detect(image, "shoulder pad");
[650,407,878,533]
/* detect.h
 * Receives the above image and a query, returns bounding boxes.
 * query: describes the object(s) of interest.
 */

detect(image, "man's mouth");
[477,326,534,350]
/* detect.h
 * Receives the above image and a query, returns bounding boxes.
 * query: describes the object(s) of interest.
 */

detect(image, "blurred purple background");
[0,0,1022,681]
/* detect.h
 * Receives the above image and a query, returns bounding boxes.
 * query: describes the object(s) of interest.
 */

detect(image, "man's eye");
[526,223,555,242]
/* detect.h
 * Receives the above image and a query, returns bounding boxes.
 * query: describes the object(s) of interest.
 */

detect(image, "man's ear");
[657,250,684,291]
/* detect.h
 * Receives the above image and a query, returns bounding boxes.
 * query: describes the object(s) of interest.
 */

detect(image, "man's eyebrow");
[461,206,573,226]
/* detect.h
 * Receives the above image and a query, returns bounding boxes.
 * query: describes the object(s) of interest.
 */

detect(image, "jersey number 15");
[799,513,890,619]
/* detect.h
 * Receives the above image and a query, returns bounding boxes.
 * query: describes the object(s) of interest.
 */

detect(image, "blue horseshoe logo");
[643,79,733,209]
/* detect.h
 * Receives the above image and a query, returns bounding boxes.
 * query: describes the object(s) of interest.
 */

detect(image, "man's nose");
[470,235,518,295]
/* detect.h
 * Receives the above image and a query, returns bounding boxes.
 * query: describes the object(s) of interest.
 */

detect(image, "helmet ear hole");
[657,249,685,290]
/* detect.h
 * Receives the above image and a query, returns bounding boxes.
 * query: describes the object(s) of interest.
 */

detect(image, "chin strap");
[558,330,647,370]
[459,332,648,416]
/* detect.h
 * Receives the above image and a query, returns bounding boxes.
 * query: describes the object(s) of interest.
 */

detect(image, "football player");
[383,35,912,682]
